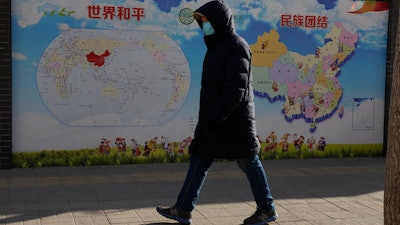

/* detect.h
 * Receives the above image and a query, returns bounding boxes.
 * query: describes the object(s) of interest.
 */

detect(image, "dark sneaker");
[244,208,278,225]
[156,206,192,225]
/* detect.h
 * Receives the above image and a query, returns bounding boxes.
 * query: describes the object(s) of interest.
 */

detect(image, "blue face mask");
[202,21,215,36]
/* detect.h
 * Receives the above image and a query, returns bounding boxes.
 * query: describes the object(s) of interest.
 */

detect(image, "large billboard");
[12,0,389,153]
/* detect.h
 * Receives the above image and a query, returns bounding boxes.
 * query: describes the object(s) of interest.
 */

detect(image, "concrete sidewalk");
[0,157,385,225]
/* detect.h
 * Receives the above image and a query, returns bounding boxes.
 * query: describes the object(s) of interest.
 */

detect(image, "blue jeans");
[174,153,275,212]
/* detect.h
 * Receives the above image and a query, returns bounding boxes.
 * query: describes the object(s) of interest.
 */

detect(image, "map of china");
[250,22,358,131]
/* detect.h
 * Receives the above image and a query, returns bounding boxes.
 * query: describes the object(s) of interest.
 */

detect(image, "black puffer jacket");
[189,0,260,159]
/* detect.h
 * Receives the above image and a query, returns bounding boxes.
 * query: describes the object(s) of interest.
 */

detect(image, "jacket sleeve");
[208,42,250,125]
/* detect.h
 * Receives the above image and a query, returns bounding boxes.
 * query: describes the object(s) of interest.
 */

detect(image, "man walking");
[156,1,278,224]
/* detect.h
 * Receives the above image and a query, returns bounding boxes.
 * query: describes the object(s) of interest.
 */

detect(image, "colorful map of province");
[86,50,111,67]
[249,29,288,68]
[251,22,358,131]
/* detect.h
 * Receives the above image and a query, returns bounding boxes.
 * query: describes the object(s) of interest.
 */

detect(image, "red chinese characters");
[88,5,145,21]
[281,14,328,29]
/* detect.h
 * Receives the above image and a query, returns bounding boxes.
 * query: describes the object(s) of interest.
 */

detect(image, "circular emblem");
[179,8,194,25]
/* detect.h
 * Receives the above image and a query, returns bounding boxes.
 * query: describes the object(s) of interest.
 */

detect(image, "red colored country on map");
[86,50,111,66]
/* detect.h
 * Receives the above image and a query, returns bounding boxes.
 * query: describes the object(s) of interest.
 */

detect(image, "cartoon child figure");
[294,135,304,151]
[307,136,315,151]
[279,133,290,152]
[272,81,278,92]
[315,48,321,58]
[99,138,111,154]
[115,137,127,154]
[161,136,169,151]
[167,143,174,156]
[131,139,141,156]
[317,137,326,151]
[178,139,188,154]
[264,131,278,152]
[143,141,151,156]
[339,105,344,118]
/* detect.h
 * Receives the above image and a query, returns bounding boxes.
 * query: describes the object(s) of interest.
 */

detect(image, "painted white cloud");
[12,51,27,60]
[335,1,388,49]
[11,0,388,49]
[230,0,388,49]
[57,23,70,31]
[12,1,42,28]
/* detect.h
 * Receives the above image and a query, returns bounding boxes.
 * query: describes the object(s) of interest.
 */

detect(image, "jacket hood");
[194,0,235,47]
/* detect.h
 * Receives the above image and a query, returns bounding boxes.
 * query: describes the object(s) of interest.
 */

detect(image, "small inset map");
[37,29,191,126]
[352,98,374,130]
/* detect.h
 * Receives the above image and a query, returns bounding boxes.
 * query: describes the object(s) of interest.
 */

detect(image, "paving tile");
[0,157,386,225]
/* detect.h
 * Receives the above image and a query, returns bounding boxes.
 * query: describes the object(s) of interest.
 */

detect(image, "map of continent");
[250,22,358,131]
[37,29,191,126]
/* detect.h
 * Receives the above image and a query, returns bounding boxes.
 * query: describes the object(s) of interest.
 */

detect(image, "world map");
[250,22,358,131]
[37,29,191,126]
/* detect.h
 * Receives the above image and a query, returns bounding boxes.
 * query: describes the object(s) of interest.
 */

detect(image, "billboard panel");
[11,0,389,153]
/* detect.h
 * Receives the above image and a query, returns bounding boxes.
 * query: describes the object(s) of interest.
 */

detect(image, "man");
[156,1,277,224]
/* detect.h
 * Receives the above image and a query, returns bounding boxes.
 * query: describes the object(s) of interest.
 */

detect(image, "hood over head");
[194,0,235,47]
